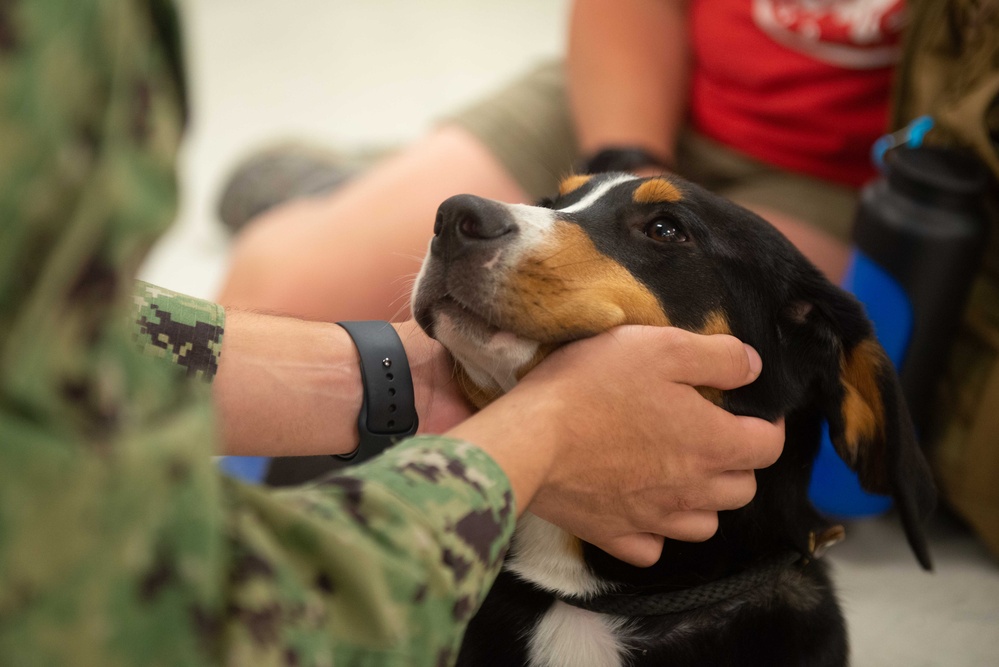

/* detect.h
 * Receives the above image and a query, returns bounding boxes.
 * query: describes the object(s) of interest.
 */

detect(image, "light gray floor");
[143,2,999,665]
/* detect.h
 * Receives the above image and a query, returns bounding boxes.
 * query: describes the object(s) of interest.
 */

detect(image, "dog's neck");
[582,408,830,593]
[456,357,829,599]
[451,340,554,409]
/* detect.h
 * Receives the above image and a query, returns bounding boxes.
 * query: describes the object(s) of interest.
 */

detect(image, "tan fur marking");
[448,220,673,404]
[839,338,886,462]
[563,531,584,560]
[632,178,682,204]
[696,386,725,406]
[692,312,731,405]
[698,311,732,337]
[558,174,593,196]
[504,223,671,342]
[456,365,504,409]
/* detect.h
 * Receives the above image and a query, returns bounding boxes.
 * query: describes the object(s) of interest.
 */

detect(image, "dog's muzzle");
[432,193,520,259]
[414,194,533,336]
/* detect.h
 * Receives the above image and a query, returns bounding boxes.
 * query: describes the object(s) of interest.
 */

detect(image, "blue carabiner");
[871,115,934,170]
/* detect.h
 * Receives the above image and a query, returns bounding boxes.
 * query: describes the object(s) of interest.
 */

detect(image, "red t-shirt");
[688,0,905,187]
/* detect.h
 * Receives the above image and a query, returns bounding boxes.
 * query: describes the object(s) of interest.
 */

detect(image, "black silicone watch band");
[578,146,676,175]
[335,321,419,464]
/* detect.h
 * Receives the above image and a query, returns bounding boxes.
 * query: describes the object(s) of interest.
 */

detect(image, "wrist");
[393,320,475,435]
[446,382,566,517]
[325,323,369,455]
[391,321,437,421]
[577,145,677,175]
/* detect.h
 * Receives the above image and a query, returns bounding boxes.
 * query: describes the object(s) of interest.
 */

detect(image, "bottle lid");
[886,146,989,203]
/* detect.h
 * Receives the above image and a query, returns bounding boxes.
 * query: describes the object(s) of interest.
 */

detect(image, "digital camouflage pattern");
[131,281,225,381]
[0,1,516,665]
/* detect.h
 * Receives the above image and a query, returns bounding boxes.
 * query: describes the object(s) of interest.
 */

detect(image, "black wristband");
[334,321,419,464]
[578,146,676,175]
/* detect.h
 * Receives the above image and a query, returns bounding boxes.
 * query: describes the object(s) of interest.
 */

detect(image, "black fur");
[425,174,936,666]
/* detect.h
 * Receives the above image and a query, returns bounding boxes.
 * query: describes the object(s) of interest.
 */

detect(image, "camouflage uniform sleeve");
[125,282,518,663]
[220,436,517,667]
[1,1,517,665]
[131,280,225,381]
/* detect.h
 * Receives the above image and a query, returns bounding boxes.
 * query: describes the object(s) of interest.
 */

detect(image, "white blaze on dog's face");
[412,174,678,404]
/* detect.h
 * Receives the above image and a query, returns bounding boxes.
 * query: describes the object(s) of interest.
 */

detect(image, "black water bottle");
[849,145,991,431]
[810,145,991,517]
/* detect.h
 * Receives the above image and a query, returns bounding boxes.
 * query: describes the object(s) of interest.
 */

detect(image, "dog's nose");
[434,194,517,244]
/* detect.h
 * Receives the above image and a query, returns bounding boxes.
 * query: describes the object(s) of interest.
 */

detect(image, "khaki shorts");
[446,60,859,242]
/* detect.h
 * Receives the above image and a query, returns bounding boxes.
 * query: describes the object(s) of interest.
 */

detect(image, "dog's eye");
[643,219,688,243]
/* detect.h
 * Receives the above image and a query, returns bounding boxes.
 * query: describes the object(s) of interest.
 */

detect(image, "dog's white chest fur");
[507,514,632,667]
[507,513,607,597]
[528,601,631,667]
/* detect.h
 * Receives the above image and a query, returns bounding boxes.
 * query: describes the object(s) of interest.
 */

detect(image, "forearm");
[212,304,559,510]
[212,312,471,457]
[224,436,516,663]
[212,309,362,456]
[567,0,690,162]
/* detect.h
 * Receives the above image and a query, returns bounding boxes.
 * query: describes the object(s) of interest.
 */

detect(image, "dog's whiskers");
[534,240,586,265]
[388,251,428,264]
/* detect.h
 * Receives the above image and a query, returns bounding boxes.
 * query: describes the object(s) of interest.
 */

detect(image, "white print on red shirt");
[752,0,906,69]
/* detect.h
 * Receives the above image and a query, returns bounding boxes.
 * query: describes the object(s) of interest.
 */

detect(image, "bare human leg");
[218,124,529,322]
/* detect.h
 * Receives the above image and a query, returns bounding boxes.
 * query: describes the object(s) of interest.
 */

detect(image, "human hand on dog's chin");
[447,326,786,568]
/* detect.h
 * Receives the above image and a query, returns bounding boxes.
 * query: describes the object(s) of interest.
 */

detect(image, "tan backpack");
[892,0,999,558]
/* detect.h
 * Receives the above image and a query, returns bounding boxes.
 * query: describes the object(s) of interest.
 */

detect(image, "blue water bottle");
[809,135,992,517]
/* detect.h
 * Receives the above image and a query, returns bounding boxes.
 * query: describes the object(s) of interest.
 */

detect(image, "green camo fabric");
[0,1,516,665]
[131,281,225,382]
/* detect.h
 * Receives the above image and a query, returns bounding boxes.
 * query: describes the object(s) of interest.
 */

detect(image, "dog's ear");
[787,278,937,570]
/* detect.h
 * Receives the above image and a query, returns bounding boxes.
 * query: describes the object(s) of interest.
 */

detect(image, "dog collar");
[554,551,804,617]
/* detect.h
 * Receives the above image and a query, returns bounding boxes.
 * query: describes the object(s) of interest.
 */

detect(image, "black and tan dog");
[412,172,936,667]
